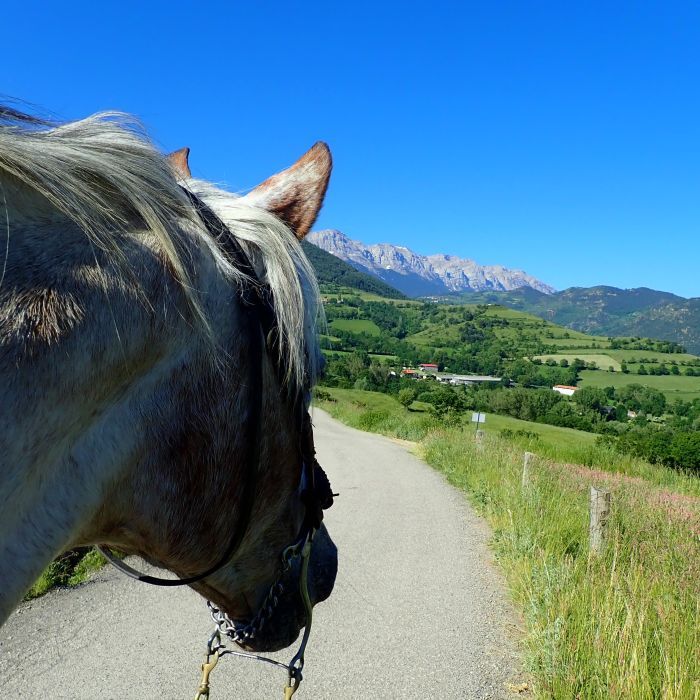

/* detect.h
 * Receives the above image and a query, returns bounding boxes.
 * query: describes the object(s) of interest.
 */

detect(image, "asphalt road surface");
[0,409,526,699]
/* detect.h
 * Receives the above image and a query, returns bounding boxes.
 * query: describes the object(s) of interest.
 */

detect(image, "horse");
[0,107,338,666]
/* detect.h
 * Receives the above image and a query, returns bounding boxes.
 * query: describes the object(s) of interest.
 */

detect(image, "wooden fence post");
[522,452,534,491]
[475,429,485,451]
[589,486,611,553]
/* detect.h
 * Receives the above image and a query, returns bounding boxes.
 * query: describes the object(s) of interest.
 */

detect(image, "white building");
[552,385,578,396]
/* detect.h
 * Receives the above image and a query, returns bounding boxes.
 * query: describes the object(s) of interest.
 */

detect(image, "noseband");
[98,189,334,698]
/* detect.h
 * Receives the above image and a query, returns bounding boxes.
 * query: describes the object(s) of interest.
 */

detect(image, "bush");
[314,388,335,402]
[398,387,417,408]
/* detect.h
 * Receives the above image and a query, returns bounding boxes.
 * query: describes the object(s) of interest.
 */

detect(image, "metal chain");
[207,575,284,645]
[194,529,315,699]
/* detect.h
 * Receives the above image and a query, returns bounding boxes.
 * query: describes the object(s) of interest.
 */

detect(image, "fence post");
[475,429,485,451]
[522,452,534,491]
[589,486,611,553]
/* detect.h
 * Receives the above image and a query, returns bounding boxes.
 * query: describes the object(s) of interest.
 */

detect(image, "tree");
[671,432,700,472]
[638,364,648,375]
[575,386,608,412]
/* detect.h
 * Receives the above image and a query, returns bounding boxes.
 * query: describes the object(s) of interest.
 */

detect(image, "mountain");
[300,240,406,299]
[457,286,700,354]
[306,230,700,353]
[306,230,556,297]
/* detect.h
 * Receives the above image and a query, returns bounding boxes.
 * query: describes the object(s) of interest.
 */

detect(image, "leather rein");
[98,189,334,698]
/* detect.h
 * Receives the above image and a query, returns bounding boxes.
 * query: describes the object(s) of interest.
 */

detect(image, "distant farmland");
[578,369,700,402]
[329,318,381,335]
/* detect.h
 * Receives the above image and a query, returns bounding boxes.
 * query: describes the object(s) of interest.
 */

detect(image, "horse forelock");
[0,107,322,394]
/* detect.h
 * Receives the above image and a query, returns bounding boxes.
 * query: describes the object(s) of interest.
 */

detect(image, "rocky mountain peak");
[306,230,555,297]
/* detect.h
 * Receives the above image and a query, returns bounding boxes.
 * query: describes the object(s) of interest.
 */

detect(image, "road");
[0,409,526,699]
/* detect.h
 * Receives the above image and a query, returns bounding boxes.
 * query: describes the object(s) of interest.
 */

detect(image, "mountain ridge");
[307,229,555,297]
[305,230,700,353]
[455,286,700,353]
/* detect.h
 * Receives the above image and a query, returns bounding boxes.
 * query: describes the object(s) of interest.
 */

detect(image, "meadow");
[328,318,381,335]
[534,354,623,371]
[578,369,700,402]
[316,388,700,699]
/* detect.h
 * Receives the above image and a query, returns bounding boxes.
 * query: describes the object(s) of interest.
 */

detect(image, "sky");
[4,2,700,296]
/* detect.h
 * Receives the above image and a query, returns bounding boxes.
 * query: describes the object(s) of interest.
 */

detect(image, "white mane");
[0,109,321,390]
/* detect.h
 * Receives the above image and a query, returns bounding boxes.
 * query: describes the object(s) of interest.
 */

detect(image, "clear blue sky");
[5,2,700,296]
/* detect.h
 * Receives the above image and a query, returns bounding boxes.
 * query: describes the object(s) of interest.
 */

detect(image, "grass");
[545,337,612,348]
[317,388,700,698]
[605,349,700,364]
[27,548,107,600]
[328,318,381,335]
[578,369,700,402]
[423,433,700,700]
[534,354,622,371]
[318,387,700,496]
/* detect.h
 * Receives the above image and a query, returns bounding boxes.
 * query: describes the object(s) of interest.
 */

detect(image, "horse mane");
[0,107,320,391]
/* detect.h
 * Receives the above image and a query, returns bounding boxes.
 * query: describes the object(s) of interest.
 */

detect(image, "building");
[437,374,502,386]
[553,385,578,396]
[419,363,439,373]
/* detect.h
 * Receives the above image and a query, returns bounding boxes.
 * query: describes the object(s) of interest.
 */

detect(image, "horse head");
[0,109,337,655]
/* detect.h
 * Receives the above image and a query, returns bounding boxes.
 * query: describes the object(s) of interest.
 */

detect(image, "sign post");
[471,412,486,432]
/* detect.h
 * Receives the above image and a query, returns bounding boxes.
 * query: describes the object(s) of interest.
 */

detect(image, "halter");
[98,190,334,698]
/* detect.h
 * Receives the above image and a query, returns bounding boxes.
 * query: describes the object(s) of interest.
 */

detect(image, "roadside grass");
[26,548,107,600]
[578,369,700,402]
[423,432,700,700]
[317,388,700,699]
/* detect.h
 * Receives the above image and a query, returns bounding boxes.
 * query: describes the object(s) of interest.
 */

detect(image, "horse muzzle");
[237,524,337,653]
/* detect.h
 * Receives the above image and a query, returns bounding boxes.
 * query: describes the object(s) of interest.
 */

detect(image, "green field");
[328,318,381,335]
[534,354,622,371]
[604,348,700,364]
[322,288,421,305]
[406,326,461,345]
[578,369,700,402]
[470,411,597,450]
[544,337,611,349]
[318,387,598,460]
[322,349,397,361]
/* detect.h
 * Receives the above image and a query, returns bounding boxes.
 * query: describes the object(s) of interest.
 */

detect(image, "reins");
[98,190,334,699]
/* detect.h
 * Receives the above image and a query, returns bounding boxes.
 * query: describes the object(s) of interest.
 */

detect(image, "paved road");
[0,410,526,699]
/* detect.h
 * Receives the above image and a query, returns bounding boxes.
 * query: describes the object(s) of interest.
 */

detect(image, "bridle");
[98,189,335,698]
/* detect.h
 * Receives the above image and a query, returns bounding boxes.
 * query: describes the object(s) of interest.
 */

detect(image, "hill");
[305,231,700,352]
[455,286,700,354]
[301,240,406,299]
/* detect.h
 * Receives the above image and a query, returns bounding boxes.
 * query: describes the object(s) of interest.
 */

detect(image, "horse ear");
[168,147,192,178]
[243,142,332,240]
